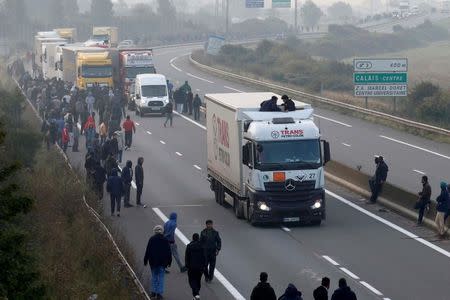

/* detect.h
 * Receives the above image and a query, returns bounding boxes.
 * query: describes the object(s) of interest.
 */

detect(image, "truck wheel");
[234,197,244,219]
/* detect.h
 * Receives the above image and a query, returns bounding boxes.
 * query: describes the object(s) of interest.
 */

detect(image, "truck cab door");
[242,141,254,187]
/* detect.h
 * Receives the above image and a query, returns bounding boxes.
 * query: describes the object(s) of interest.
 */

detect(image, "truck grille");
[264,180,315,192]
[148,101,164,106]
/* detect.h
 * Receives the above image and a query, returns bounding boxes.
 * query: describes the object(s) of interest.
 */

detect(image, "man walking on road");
[122,115,136,149]
[415,176,431,225]
[193,94,202,121]
[313,277,330,300]
[368,155,388,204]
[121,160,133,207]
[250,272,277,300]
[106,168,123,217]
[93,161,107,199]
[163,212,187,273]
[144,225,172,300]
[135,157,144,206]
[331,278,357,300]
[163,101,174,127]
[200,220,221,282]
[185,233,206,300]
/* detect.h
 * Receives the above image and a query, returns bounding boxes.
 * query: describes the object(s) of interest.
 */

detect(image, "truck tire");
[234,197,244,219]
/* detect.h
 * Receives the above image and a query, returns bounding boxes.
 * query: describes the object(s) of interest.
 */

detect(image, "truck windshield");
[141,85,167,97]
[81,66,112,78]
[125,66,156,79]
[93,35,109,42]
[255,139,321,171]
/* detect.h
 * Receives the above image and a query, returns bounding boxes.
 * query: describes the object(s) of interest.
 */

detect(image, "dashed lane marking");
[135,122,140,126]
[413,169,426,175]
[173,111,206,130]
[342,143,351,147]
[193,165,202,170]
[186,72,214,84]
[281,226,291,232]
[152,208,245,300]
[176,152,183,157]
[146,131,152,135]
[340,267,360,280]
[160,140,166,145]
[224,86,244,93]
[360,281,383,296]
[322,255,340,266]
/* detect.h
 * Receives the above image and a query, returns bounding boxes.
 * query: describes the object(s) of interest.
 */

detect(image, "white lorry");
[206,92,330,225]
[42,41,66,79]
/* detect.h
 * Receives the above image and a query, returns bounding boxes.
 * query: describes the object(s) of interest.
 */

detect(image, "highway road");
[65,45,450,300]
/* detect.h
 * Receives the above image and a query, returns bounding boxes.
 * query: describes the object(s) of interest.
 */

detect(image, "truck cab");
[76,52,113,89]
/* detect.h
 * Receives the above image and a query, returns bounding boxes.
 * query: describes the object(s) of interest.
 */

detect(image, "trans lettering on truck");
[212,114,230,166]
[271,129,304,139]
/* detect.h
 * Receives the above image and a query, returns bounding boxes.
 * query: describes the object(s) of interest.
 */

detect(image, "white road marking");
[176,152,183,157]
[186,72,215,84]
[160,140,166,145]
[146,131,152,135]
[360,281,383,296]
[173,111,207,130]
[326,190,450,258]
[224,86,244,93]
[157,204,204,208]
[313,114,352,128]
[340,267,360,280]
[152,208,245,300]
[281,226,291,232]
[193,164,202,170]
[322,255,340,266]
[135,122,140,126]
[384,298,392,300]
[342,143,351,147]
[413,169,426,175]
[131,181,137,189]
[380,135,450,160]
[169,56,183,72]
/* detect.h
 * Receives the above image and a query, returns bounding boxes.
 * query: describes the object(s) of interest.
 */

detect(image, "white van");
[134,74,169,116]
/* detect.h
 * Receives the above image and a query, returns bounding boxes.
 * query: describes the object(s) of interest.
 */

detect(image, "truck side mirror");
[242,144,249,165]
[323,140,331,165]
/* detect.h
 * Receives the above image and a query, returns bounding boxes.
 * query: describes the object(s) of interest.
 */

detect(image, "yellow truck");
[92,27,119,48]
[62,46,113,89]
[54,28,77,43]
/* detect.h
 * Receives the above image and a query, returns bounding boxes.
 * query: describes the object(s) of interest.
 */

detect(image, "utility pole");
[225,0,230,36]
[294,0,298,33]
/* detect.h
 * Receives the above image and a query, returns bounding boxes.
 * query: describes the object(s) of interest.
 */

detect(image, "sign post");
[353,58,408,103]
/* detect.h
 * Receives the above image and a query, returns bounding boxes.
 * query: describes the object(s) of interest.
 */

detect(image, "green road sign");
[353,72,407,84]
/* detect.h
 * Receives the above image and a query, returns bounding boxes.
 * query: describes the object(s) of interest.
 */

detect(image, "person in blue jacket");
[106,168,123,217]
[163,212,187,273]
[260,96,281,112]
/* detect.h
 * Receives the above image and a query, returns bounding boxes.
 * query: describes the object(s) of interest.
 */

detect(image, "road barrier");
[189,55,450,137]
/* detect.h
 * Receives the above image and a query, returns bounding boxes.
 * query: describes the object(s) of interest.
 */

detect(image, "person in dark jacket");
[93,161,107,199]
[313,277,330,300]
[368,156,388,204]
[106,168,123,216]
[185,233,207,299]
[163,102,174,127]
[193,94,202,121]
[278,283,303,300]
[435,181,449,237]
[144,225,172,300]
[135,157,144,206]
[121,160,133,207]
[416,176,432,225]
[331,278,357,300]
[281,95,296,112]
[260,96,281,112]
[445,184,450,222]
[187,91,194,115]
[200,220,221,282]
[250,272,277,300]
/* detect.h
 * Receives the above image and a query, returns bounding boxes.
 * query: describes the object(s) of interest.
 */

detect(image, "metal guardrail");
[189,55,450,137]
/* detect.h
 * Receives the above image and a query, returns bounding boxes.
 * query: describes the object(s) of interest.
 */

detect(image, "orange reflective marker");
[273,172,286,182]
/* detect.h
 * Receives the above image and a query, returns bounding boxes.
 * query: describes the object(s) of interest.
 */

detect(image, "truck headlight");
[257,201,271,211]
[311,199,322,209]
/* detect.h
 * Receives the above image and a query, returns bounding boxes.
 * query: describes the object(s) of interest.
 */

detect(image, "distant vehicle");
[118,40,135,48]
[53,28,77,43]
[92,26,118,48]
[41,41,66,79]
[206,92,330,225]
[134,74,169,116]
[34,35,67,68]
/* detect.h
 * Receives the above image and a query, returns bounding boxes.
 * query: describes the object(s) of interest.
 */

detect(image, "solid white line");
[360,281,383,296]
[326,190,450,258]
[186,72,215,84]
[322,255,340,266]
[135,122,140,126]
[281,226,291,232]
[314,114,352,128]
[342,143,351,147]
[173,111,207,130]
[340,267,360,280]
[169,56,183,72]
[146,131,152,135]
[384,298,392,300]
[157,204,204,208]
[413,169,426,175]
[160,140,166,145]
[224,86,244,93]
[152,208,245,300]
[380,135,450,160]
[193,165,202,170]
[176,152,183,157]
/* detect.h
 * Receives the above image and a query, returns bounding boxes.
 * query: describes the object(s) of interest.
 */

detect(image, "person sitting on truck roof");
[260,96,280,112]
[281,95,296,112]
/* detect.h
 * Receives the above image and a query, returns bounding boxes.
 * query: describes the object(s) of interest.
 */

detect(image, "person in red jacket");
[83,112,96,133]
[61,124,70,153]
[122,115,136,150]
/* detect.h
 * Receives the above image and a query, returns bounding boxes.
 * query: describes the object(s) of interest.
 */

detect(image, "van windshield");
[141,85,167,97]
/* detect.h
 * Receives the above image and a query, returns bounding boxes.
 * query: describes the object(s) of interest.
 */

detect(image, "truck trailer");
[92,27,119,48]
[206,92,330,225]
[118,49,155,99]
[34,35,66,68]
[54,28,77,43]
[42,41,67,79]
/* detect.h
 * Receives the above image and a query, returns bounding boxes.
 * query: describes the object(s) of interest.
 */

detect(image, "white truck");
[34,34,66,68]
[206,92,330,225]
[42,41,66,79]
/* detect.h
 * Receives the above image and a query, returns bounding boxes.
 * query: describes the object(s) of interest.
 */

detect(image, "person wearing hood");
[86,91,95,114]
[121,160,133,208]
[144,225,172,300]
[135,157,144,206]
[163,212,187,273]
[185,233,207,299]
[278,283,303,300]
[250,272,277,300]
[435,181,449,238]
[106,168,123,217]
[331,278,357,300]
